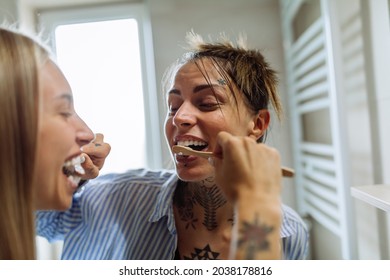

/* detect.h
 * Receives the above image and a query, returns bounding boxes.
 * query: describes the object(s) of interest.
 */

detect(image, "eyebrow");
[56,93,74,105]
[168,83,223,96]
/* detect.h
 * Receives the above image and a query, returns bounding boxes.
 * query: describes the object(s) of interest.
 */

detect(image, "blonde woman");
[0,26,110,259]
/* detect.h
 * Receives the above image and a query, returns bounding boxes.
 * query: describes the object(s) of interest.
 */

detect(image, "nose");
[172,102,196,129]
[74,114,94,146]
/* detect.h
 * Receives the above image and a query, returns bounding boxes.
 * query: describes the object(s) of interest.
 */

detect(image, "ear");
[248,109,270,141]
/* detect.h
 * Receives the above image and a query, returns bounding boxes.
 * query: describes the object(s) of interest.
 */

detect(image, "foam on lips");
[62,155,86,187]
[62,155,85,176]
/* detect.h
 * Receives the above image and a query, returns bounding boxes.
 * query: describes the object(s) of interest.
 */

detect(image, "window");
[35,2,161,259]
[37,2,162,173]
[55,18,146,173]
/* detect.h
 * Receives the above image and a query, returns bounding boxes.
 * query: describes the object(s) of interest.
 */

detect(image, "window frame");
[36,2,163,169]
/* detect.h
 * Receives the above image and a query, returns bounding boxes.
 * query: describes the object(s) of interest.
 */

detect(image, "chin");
[53,184,75,210]
[36,199,70,211]
[56,204,72,211]
[176,166,213,182]
[52,198,73,211]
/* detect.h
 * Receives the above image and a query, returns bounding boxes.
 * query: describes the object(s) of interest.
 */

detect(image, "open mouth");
[62,155,85,186]
[176,140,208,151]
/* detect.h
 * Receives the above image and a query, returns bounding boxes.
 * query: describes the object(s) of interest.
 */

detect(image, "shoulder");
[84,168,175,188]
[77,168,177,200]
[91,168,175,184]
[72,168,177,217]
[281,204,309,236]
[280,205,310,259]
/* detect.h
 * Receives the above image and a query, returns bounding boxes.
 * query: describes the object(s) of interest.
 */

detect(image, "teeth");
[63,155,85,176]
[75,164,85,175]
[68,175,81,186]
[177,140,207,147]
[63,156,83,167]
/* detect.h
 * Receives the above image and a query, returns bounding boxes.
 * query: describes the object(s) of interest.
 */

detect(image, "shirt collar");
[149,173,179,234]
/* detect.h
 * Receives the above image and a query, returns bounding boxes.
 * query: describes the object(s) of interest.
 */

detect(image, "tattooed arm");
[213,131,282,260]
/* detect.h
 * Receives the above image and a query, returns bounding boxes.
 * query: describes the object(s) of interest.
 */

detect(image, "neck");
[173,178,234,231]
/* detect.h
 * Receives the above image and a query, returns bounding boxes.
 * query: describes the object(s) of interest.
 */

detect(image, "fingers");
[80,152,99,179]
[214,131,233,154]
[213,131,257,165]
[212,131,233,162]
[81,133,111,159]
[215,131,230,146]
[213,131,283,201]
[79,133,111,179]
[93,133,104,145]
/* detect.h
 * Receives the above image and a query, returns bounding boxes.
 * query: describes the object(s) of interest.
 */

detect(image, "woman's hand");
[212,131,282,202]
[80,133,111,179]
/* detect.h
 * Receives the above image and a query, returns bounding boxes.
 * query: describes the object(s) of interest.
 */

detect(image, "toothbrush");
[172,145,295,178]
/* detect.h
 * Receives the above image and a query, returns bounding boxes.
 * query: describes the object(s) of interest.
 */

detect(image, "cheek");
[34,122,62,183]
[33,144,57,209]
[223,110,254,135]
[41,118,73,146]
[37,119,74,169]
[206,114,243,135]
[35,122,50,178]
[164,117,174,140]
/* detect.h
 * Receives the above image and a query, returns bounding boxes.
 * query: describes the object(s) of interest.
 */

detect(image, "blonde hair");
[163,31,283,142]
[0,26,50,259]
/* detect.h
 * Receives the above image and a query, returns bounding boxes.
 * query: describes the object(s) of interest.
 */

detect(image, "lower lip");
[64,174,78,191]
[175,154,198,164]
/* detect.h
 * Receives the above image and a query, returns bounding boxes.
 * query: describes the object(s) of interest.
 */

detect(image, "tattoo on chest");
[173,181,198,229]
[173,180,227,231]
[182,244,220,260]
[237,214,274,259]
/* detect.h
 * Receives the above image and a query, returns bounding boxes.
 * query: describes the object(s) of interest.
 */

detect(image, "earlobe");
[250,109,270,140]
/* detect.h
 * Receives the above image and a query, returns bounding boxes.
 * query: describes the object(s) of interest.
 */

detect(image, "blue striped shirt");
[36,168,309,259]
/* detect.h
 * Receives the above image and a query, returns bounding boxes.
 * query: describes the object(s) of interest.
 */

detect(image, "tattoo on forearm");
[237,214,274,259]
[182,244,220,260]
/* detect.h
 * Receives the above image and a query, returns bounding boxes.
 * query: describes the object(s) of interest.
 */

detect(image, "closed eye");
[168,105,179,116]
[198,102,220,111]
[60,112,73,119]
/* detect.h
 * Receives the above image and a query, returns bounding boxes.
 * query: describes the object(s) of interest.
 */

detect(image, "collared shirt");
[36,168,309,259]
